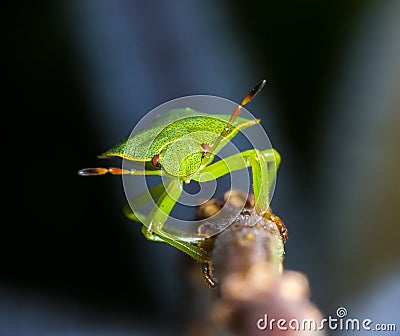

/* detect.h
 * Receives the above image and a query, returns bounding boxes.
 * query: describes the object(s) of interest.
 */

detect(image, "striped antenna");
[209,79,267,154]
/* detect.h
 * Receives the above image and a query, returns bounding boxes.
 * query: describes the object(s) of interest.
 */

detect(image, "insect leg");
[142,178,208,262]
[123,182,166,223]
[194,149,281,215]
[202,261,217,288]
[259,148,281,194]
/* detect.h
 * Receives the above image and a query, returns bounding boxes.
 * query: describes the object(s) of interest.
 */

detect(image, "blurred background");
[3,1,400,335]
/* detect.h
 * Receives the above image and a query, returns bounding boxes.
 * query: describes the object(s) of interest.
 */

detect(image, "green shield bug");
[79,80,281,264]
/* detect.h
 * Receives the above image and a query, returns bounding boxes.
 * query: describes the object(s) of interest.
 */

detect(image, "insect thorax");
[159,138,204,177]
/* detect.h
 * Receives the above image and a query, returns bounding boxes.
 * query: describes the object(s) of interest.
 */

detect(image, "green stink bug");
[79,80,281,263]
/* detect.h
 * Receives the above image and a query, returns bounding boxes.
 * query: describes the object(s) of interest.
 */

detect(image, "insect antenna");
[78,167,131,176]
[78,167,165,176]
[209,79,267,155]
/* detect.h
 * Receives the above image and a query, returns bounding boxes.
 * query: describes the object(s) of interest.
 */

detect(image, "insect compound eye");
[200,143,211,158]
[151,154,161,167]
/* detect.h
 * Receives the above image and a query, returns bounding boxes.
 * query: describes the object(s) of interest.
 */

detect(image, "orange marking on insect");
[264,210,288,243]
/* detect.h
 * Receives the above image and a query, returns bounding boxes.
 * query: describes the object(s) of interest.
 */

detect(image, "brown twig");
[187,190,326,336]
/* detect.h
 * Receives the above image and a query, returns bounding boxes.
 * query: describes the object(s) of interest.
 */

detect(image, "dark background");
[3,1,400,335]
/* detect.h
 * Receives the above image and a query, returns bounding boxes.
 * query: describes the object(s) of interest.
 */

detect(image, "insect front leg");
[194,148,280,215]
[123,182,167,223]
[141,178,208,262]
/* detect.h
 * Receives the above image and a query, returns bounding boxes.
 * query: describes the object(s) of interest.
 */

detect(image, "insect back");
[146,114,240,180]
